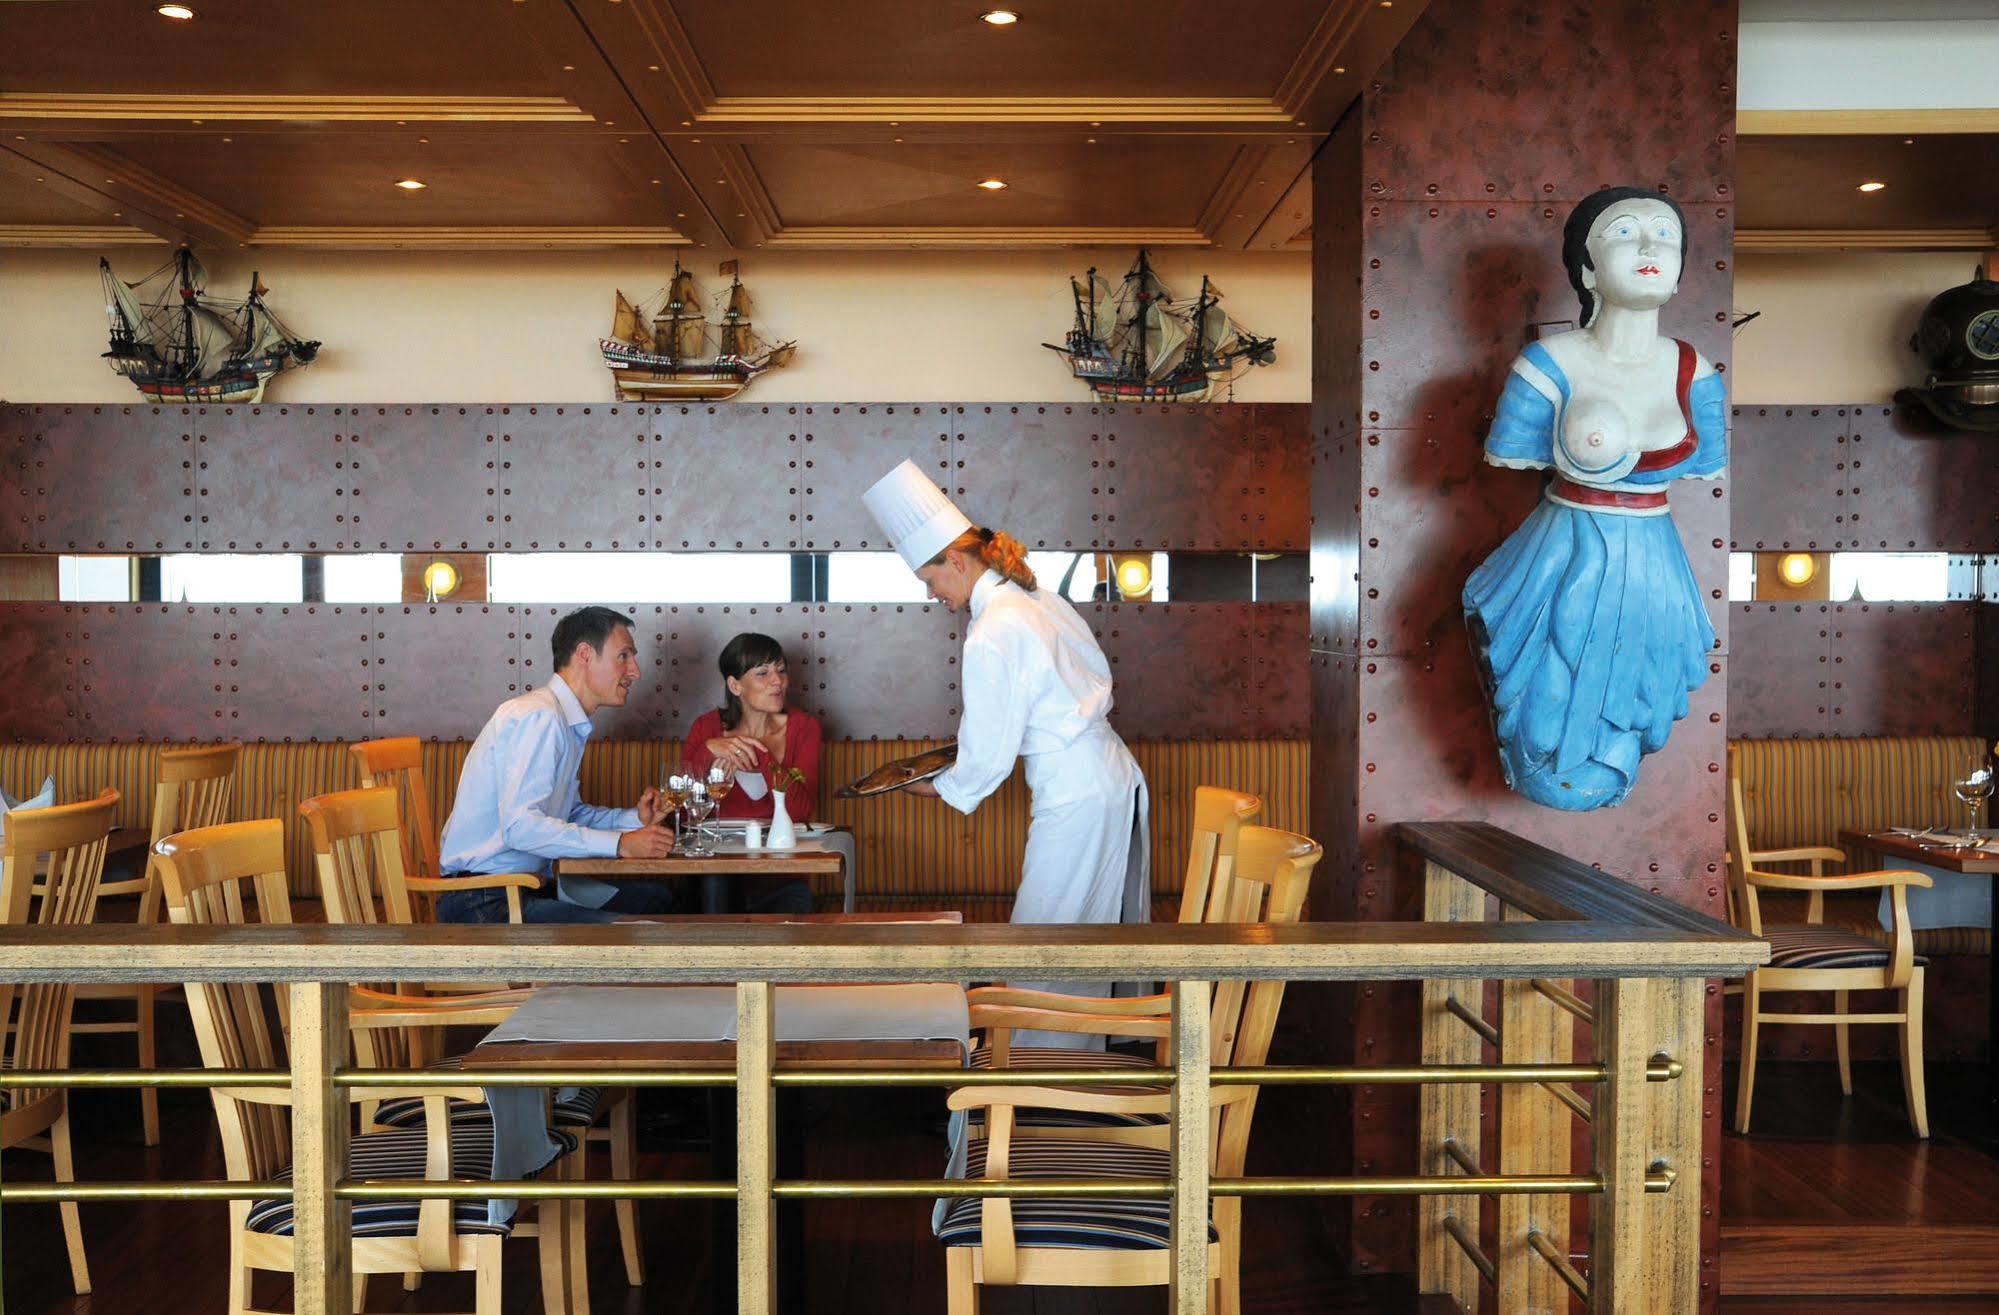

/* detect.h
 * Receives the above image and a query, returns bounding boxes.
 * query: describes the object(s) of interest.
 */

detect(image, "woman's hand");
[901,776,940,797]
[704,735,767,773]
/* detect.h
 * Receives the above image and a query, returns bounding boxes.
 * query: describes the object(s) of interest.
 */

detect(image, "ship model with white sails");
[601,259,796,401]
[1045,249,1276,402]
[100,248,320,404]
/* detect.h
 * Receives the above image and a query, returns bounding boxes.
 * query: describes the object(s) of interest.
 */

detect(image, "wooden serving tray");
[836,744,958,798]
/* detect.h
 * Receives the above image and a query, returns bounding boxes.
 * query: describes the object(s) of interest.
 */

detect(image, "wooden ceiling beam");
[0,93,593,124]
[246,226,689,249]
[0,142,214,249]
[1738,108,1999,137]
[0,224,163,249]
[763,226,1211,250]
[1733,226,1999,253]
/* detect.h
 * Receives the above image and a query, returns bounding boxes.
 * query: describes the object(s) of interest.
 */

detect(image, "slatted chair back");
[1176,786,1260,924]
[0,789,119,1116]
[300,786,432,1066]
[105,743,240,915]
[1211,824,1320,1179]
[154,819,295,1185]
[349,737,441,881]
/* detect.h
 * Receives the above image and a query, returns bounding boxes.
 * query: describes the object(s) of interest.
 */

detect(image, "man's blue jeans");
[435,878,674,924]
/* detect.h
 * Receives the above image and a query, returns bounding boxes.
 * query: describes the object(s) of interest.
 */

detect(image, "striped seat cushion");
[1763,923,1929,971]
[934,1138,1217,1251]
[370,1055,605,1131]
[968,1044,1165,1130]
[245,1122,575,1238]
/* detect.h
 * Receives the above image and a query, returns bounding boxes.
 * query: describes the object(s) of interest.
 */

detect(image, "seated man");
[437,605,677,923]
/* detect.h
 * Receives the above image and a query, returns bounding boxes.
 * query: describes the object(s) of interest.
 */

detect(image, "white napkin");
[734,770,769,801]
[0,775,55,849]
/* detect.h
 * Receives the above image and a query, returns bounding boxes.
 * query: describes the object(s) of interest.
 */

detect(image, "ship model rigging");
[602,259,796,400]
[100,248,320,404]
[1045,249,1276,402]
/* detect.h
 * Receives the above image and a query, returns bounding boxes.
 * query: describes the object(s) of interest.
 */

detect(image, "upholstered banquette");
[0,738,1307,917]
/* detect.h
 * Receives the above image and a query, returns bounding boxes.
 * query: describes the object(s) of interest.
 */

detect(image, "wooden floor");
[1721,1059,1999,1304]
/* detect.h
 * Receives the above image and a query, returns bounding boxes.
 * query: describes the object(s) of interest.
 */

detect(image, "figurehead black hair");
[1562,186,1690,326]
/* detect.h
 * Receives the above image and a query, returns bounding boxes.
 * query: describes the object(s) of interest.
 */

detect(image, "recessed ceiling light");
[978,178,1008,190]
[1333,66,1346,74]
[1903,138,1915,145]
[1856,180,1886,192]
[157,4,195,18]
[395,178,427,190]
[561,64,575,71]
[980,9,1019,24]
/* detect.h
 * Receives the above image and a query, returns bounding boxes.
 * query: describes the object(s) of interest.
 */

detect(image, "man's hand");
[636,785,670,827]
[618,824,677,859]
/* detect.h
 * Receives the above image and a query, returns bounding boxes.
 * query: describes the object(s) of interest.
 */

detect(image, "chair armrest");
[348,984,535,1010]
[947,1083,1253,1118]
[1746,867,1933,892]
[1750,845,1848,865]
[350,999,522,1028]
[967,986,1171,1016]
[969,1003,1170,1041]
[405,872,542,894]
[213,1082,487,1106]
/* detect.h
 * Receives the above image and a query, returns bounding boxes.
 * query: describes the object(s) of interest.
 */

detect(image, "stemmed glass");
[680,779,716,857]
[1949,765,1994,851]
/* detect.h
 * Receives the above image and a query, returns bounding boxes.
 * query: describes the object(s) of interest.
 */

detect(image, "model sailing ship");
[1045,249,1276,402]
[601,259,796,400]
[100,248,320,404]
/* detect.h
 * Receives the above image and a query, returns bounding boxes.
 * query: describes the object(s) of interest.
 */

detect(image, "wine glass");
[706,763,735,812]
[1951,765,1994,849]
[681,780,716,857]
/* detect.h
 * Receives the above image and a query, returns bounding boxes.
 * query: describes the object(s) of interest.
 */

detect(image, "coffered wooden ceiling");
[0,0,1424,252]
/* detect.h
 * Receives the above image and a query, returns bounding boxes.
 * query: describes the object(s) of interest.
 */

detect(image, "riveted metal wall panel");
[68,605,229,739]
[1978,604,1999,744]
[365,605,525,741]
[650,404,799,551]
[793,602,961,740]
[795,404,939,552]
[1848,406,1999,552]
[8,405,199,552]
[346,407,497,553]
[1101,405,1307,551]
[956,404,1101,552]
[1827,603,1978,736]
[1728,605,1832,738]
[200,405,347,552]
[0,408,33,554]
[492,405,650,552]
[219,603,371,741]
[1729,406,1854,551]
[1096,603,1308,741]
[0,606,79,740]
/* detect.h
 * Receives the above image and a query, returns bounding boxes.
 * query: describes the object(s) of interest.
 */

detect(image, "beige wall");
[0,246,1309,403]
[1732,251,1990,403]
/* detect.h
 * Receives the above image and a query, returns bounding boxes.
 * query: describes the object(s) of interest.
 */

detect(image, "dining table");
[1839,827,1999,1133]
[556,829,849,915]
[464,971,970,1313]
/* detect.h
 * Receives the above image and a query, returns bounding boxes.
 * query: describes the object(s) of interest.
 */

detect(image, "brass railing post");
[1591,977,1701,1313]
[1419,860,1486,1311]
[290,982,353,1315]
[1168,979,1212,1313]
[1498,907,1573,1314]
[737,980,776,1315]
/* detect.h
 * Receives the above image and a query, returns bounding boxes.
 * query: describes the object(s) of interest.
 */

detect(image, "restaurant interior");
[1,0,1997,1312]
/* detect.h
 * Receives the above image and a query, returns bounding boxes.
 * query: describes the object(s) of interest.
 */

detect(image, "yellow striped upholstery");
[0,739,1309,908]
[1732,736,1989,865]
[1733,735,1993,955]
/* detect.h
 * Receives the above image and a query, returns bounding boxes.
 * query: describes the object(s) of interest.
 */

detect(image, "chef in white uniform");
[863,459,1150,1046]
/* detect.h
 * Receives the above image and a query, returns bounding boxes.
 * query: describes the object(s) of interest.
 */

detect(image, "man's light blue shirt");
[438,676,637,905]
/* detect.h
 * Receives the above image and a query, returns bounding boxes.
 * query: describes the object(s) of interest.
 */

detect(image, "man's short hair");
[551,606,635,671]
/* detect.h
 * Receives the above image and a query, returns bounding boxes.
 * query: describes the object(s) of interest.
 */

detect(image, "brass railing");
[0,830,1762,1314]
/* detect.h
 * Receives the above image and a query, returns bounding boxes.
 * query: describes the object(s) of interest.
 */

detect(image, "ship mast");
[1128,250,1152,379]
[176,247,198,377]
[1186,275,1215,370]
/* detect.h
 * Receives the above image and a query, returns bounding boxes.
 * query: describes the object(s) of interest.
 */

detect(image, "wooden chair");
[967,786,1261,1140]
[300,785,643,1296]
[1726,747,1933,1137]
[155,817,579,1315]
[349,738,542,921]
[71,742,240,1146]
[941,824,1321,1315]
[0,787,120,1296]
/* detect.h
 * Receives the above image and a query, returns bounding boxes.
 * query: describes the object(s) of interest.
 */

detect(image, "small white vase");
[766,789,798,850]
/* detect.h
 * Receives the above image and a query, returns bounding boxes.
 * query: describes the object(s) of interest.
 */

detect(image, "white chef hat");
[862,458,973,571]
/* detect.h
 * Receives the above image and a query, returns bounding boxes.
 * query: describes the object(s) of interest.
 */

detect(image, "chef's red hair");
[934,526,1037,591]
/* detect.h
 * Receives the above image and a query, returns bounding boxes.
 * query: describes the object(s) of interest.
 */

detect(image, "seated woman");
[680,631,821,913]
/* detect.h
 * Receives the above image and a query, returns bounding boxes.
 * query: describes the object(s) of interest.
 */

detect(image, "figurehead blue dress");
[1463,338,1728,810]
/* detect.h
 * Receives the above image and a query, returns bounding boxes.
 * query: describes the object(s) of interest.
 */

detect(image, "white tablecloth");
[479,984,968,1222]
